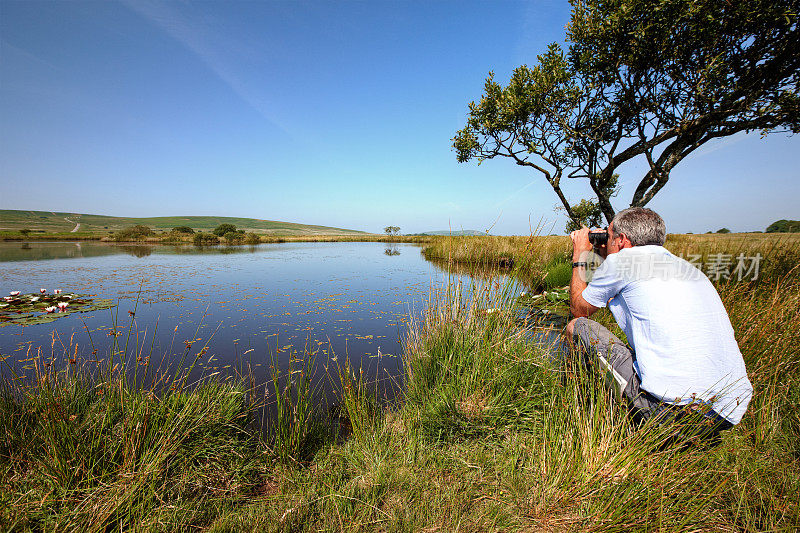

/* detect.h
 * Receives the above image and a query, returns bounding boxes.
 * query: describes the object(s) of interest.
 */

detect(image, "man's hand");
[570,226,592,261]
[568,226,601,319]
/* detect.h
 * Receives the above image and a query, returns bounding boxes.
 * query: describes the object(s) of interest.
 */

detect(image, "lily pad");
[0,292,117,327]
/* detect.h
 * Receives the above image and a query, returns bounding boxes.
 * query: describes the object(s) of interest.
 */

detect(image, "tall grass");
[2,234,798,530]
[0,369,259,531]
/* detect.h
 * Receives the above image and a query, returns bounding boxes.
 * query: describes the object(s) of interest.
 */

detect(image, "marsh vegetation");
[0,234,797,530]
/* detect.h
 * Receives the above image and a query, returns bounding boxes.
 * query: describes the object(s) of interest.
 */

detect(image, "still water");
[0,241,475,397]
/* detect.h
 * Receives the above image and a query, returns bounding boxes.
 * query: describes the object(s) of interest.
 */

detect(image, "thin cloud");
[121,0,292,138]
[692,132,749,158]
[493,178,539,209]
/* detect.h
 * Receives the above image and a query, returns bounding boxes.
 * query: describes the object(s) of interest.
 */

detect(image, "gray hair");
[610,207,666,246]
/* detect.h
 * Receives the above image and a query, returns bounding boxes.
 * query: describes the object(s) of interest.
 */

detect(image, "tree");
[384,226,401,237]
[172,226,195,234]
[213,223,238,237]
[716,228,731,234]
[562,174,620,232]
[114,224,154,242]
[766,219,800,232]
[223,231,244,245]
[454,0,800,225]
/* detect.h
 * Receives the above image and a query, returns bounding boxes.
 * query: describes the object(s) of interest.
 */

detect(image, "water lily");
[54,289,62,294]
[40,288,46,294]
[57,301,69,310]
[30,297,39,302]
[9,291,20,296]
[45,306,57,313]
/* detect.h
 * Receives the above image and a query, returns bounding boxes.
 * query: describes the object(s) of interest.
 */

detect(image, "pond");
[0,241,487,401]
[0,240,570,416]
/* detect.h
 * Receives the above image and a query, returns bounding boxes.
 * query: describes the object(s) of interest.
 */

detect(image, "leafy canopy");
[766,219,800,233]
[213,223,239,237]
[454,0,799,225]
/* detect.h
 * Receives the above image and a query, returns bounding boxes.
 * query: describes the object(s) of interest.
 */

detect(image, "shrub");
[224,231,244,245]
[172,226,195,234]
[244,232,261,245]
[716,228,732,234]
[114,225,154,242]
[193,232,219,246]
[213,223,238,237]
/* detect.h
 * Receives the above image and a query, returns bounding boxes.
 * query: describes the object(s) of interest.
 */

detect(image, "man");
[566,207,752,440]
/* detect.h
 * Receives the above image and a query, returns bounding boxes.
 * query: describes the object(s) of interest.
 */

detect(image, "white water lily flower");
[57,302,69,309]
[30,297,39,302]
[45,306,57,313]
[10,291,20,296]
[54,289,62,294]
[40,288,46,294]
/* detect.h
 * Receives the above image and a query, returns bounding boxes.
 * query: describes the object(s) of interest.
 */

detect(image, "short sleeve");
[582,255,626,308]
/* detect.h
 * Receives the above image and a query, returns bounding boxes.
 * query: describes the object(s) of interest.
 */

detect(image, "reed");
[2,233,798,530]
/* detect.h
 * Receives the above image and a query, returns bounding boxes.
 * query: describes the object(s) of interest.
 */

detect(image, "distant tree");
[384,226,401,237]
[563,175,620,232]
[454,0,800,226]
[114,224,154,242]
[766,219,800,233]
[213,223,238,237]
[716,228,732,234]
[172,226,195,234]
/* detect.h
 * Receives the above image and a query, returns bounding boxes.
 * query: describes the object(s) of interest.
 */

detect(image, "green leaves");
[454,0,800,225]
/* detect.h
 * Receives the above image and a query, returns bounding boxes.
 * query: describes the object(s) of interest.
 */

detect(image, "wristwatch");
[572,261,588,268]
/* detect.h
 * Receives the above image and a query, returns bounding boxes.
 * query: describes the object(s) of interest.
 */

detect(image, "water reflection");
[119,245,153,258]
[0,242,446,399]
[0,241,567,422]
[0,241,265,262]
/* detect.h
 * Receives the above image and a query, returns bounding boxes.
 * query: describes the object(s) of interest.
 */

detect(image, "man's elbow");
[570,302,590,318]
[570,294,598,318]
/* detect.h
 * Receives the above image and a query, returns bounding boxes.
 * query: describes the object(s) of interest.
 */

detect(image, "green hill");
[0,210,368,236]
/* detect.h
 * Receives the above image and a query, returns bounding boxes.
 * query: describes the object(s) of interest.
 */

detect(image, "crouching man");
[566,207,752,442]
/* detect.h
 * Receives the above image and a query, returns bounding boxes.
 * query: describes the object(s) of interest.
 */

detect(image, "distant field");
[0,209,369,236]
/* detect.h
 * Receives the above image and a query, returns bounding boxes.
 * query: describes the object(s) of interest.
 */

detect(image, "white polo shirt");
[582,246,752,424]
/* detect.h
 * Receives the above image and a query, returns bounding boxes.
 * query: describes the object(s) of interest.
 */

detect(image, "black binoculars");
[588,230,608,246]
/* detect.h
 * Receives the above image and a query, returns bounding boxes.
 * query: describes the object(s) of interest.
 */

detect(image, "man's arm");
[569,227,600,318]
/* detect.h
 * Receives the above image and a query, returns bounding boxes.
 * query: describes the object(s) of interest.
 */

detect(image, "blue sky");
[1,0,797,235]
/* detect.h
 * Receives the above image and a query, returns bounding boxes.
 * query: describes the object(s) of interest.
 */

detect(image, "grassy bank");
[423,232,800,288]
[2,236,798,530]
[0,231,104,241]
